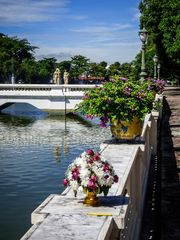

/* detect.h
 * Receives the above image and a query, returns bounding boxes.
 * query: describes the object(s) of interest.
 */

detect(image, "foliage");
[139,0,180,83]
[1,32,164,84]
[63,149,119,197]
[70,55,90,79]
[0,33,37,83]
[75,77,162,126]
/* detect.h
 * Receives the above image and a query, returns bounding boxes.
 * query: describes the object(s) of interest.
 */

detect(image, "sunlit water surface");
[0,109,111,240]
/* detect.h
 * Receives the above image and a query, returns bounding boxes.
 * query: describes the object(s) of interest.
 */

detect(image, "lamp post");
[11,53,15,84]
[11,49,21,84]
[157,63,161,79]
[153,54,158,79]
[139,27,148,81]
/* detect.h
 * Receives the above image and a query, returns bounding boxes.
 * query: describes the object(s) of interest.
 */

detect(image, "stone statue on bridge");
[63,70,69,84]
[53,68,61,84]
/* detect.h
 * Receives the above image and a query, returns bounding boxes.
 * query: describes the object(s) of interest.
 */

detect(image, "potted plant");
[63,149,119,206]
[75,77,163,140]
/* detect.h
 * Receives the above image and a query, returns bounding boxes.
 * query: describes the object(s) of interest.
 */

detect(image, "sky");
[0,0,142,64]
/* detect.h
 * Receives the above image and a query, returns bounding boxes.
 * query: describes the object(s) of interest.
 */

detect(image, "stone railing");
[0,84,98,112]
[0,84,97,93]
[20,95,163,240]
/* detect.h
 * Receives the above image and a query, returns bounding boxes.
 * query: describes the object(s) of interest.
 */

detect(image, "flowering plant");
[146,78,165,94]
[75,77,163,127]
[63,149,119,197]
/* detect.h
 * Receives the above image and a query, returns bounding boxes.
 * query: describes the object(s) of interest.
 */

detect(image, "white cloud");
[0,0,70,24]
[131,7,141,21]
[1,0,141,64]
[35,42,141,64]
[71,23,131,34]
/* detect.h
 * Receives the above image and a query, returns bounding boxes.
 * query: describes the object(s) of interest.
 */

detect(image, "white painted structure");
[20,95,163,240]
[0,84,96,112]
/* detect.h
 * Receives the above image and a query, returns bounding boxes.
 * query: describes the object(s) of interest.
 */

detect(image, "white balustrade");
[0,84,98,112]
[20,95,163,240]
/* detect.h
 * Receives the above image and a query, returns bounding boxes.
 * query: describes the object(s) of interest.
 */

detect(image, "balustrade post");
[151,111,159,155]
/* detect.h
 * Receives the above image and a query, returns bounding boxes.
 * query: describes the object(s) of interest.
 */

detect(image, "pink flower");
[93,153,100,161]
[86,149,94,156]
[72,167,79,180]
[103,164,110,171]
[88,157,94,164]
[72,171,79,180]
[63,178,68,186]
[88,180,96,190]
[90,175,97,181]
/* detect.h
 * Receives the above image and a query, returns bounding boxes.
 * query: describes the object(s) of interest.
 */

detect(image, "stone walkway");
[160,87,180,239]
[139,87,180,240]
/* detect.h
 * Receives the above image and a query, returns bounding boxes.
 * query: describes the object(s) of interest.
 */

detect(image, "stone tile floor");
[139,87,180,240]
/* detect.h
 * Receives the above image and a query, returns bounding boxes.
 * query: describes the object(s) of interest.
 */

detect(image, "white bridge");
[0,84,95,113]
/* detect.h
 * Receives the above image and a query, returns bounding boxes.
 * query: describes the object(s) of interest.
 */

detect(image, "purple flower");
[85,114,93,119]
[107,99,112,104]
[99,116,109,127]
[109,78,115,82]
[99,120,107,127]
[120,77,128,81]
[124,86,131,95]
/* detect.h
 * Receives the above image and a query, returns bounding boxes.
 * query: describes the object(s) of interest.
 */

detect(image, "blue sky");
[0,0,142,64]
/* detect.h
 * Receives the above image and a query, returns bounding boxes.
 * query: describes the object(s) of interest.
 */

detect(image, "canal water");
[0,105,111,240]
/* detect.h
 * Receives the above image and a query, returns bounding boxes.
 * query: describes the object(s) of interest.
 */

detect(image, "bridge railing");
[0,84,98,92]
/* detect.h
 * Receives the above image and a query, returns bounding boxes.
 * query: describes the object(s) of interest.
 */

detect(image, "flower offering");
[63,149,119,197]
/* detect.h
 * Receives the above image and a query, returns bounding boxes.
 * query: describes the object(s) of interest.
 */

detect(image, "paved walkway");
[139,87,180,240]
[160,87,180,239]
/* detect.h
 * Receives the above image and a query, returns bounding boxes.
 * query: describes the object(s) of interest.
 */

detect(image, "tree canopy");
[139,0,180,82]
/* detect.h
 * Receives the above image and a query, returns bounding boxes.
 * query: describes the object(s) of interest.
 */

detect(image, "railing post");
[150,111,159,155]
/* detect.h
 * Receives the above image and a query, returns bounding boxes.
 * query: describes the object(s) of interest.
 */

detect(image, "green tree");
[139,0,180,83]
[0,33,37,83]
[70,55,90,78]
[108,62,121,76]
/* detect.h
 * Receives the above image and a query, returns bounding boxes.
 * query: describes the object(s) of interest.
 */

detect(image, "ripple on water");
[0,113,111,240]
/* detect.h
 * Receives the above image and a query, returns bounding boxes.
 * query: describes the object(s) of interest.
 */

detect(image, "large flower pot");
[110,116,142,140]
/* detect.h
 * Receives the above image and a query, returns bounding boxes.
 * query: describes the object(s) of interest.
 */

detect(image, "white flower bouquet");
[63,149,119,197]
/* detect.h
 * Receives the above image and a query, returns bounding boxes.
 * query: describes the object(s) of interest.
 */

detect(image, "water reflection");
[0,107,111,240]
[53,145,61,163]
[0,113,35,127]
[1,102,48,119]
